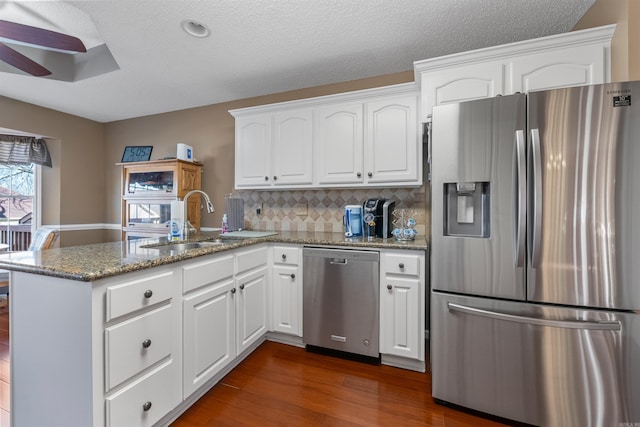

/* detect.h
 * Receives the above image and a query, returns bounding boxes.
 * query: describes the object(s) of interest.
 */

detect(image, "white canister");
[177,143,194,161]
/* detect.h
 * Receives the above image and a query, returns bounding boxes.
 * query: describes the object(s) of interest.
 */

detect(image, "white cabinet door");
[273,109,313,186]
[314,103,364,185]
[365,94,420,184]
[183,279,236,398]
[272,264,301,336]
[235,114,272,188]
[419,61,504,119]
[236,266,268,354]
[508,44,606,93]
[380,276,421,360]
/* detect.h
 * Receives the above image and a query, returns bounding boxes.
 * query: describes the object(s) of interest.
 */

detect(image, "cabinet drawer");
[106,271,174,321]
[105,305,173,390]
[272,245,300,265]
[183,254,234,293]
[384,253,421,276]
[237,245,268,274]
[106,360,176,427]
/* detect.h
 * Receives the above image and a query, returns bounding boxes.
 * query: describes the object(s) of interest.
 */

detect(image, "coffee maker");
[362,198,395,238]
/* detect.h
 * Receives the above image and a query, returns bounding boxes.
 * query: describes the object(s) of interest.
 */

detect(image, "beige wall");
[574,0,640,81]
[0,95,105,247]
[103,72,414,231]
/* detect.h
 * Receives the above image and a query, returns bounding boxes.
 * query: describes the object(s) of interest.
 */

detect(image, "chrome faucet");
[182,190,215,238]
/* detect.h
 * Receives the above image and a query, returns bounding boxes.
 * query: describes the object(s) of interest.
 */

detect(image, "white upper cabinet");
[230,83,422,190]
[314,103,364,185]
[365,94,419,184]
[272,109,313,186]
[414,24,616,120]
[234,115,272,188]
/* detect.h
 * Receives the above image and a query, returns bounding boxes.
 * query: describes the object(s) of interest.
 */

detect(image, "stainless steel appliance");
[302,247,380,358]
[362,198,395,238]
[430,81,640,427]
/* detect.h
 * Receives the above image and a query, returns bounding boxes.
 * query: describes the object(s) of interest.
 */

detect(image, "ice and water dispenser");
[443,182,490,238]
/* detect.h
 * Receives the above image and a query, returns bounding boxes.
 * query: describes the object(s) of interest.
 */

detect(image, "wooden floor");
[172,341,509,427]
[0,304,509,427]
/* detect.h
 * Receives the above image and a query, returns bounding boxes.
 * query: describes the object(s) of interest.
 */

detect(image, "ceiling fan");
[0,19,86,77]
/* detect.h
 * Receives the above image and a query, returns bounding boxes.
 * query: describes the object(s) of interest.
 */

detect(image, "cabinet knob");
[357,172,362,178]
[368,172,373,177]
[273,176,278,181]
[239,284,245,290]
[231,288,236,294]
[387,284,393,290]
[398,263,405,269]
[264,176,269,181]
[143,289,153,299]
[142,401,152,412]
[281,254,287,260]
[290,273,296,279]
[142,339,152,349]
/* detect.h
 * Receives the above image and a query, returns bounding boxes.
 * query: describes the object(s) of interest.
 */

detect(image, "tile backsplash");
[235,185,430,236]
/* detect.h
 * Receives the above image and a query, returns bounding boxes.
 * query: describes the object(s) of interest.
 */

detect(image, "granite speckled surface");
[0,231,428,282]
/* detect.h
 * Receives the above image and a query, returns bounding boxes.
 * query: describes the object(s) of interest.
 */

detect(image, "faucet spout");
[182,190,215,238]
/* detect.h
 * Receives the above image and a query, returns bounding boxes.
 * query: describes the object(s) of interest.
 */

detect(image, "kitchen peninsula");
[0,232,427,427]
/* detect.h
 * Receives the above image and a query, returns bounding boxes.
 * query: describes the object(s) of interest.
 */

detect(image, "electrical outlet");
[256,203,263,215]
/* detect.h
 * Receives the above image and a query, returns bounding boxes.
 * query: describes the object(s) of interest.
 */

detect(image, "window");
[0,164,38,251]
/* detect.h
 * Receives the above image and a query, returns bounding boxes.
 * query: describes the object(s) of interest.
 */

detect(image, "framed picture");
[121,146,153,163]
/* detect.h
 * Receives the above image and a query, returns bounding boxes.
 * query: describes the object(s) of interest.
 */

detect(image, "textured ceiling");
[0,0,596,123]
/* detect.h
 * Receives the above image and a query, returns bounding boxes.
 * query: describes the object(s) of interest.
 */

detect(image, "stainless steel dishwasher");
[302,247,380,358]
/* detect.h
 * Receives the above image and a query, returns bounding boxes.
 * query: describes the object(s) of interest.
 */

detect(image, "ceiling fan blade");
[0,42,51,76]
[0,19,86,53]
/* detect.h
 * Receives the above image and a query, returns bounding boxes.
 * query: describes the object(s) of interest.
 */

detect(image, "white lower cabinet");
[182,278,235,398]
[270,245,302,337]
[236,266,268,354]
[10,242,426,426]
[379,249,426,370]
[182,247,267,399]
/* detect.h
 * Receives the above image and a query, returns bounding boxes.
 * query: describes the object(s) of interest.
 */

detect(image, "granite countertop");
[0,231,428,282]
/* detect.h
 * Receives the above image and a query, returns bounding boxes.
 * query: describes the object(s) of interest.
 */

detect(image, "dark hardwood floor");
[172,341,509,427]
[0,302,508,427]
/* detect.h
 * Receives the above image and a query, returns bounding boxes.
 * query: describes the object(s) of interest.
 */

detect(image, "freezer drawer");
[431,292,640,427]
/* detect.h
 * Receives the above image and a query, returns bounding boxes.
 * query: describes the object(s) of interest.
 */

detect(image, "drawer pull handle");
[142,339,152,349]
[239,284,245,290]
[290,273,296,279]
[142,401,152,412]
[281,254,287,260]
[387,284,393,290]
[143,290,153,299]
[231,288,236,294]
[398,263,405,269]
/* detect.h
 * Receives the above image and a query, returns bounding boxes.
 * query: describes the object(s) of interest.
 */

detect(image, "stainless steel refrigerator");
[430,81,640,427]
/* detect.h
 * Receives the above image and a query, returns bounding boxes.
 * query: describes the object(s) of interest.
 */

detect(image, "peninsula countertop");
[0,231,428,282]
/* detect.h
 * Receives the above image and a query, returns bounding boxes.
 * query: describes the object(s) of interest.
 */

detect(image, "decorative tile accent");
[237,185,429,236]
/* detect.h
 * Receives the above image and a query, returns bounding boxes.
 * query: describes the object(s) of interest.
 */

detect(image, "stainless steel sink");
[143,240,228,251]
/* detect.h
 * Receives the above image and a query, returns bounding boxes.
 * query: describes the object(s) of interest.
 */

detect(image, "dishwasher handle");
[329,258,348,265]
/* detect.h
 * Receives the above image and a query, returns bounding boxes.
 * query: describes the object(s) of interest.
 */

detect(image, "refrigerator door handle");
[514,130,526,267]
[447,302,621,331]
[530,128,543,268]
